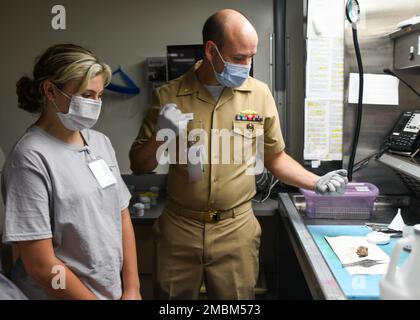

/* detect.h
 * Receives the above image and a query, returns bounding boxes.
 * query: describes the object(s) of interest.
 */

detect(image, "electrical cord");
[383,68,420,98]
[255,168,268,185]
[253,170,281,203]
[352,138,390,174]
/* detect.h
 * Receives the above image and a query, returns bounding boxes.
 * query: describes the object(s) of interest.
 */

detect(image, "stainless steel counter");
[278,193,410,300]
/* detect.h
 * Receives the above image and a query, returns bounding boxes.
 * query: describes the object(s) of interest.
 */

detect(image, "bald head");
[198,9,258,85]
[202,9,258,48]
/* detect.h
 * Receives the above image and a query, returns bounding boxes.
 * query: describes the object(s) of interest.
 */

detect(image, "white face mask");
[53,87,102,131]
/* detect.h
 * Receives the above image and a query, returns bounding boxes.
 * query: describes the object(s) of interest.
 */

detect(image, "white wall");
[0,0,274,173]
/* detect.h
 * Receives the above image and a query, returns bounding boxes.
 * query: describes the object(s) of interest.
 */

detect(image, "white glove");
[315,169,348,195]
[155,103,187,135]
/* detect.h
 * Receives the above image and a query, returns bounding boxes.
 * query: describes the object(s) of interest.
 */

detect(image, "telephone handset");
[389,111,420,156]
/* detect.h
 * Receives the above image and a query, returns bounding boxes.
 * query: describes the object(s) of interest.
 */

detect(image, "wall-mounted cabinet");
[390,23,420,70]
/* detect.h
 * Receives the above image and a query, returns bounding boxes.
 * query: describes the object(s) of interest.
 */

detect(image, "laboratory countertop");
[129,195,279,224]
[278,193,411,300]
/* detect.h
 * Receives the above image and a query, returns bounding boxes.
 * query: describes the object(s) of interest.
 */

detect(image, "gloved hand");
[315,169,348,195]
[155,103,187,134]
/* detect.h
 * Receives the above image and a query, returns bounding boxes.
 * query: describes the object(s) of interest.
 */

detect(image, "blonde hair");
[16,44,112,113]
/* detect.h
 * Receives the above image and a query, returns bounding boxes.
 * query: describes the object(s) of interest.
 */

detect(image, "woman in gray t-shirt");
[1,44,141,300]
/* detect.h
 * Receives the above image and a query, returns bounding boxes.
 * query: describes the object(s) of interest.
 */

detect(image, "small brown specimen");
[356,246,368,257]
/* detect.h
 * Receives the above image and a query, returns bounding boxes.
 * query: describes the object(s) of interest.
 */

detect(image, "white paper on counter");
[348,73,399,105]
[325,236,390,275]
[304,99,343,161]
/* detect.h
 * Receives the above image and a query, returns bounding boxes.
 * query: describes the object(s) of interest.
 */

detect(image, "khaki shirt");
[131,62,285,211]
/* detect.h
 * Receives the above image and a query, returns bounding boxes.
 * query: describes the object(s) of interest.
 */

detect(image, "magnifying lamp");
[346,0,360,27]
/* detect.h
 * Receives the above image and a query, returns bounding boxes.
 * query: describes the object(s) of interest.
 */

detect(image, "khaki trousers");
[152,205,261,300]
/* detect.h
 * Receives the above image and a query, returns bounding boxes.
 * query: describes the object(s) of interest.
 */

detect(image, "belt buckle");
[204,209,220,222]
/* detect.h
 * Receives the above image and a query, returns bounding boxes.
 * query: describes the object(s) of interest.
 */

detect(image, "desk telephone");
[389,111,420,156]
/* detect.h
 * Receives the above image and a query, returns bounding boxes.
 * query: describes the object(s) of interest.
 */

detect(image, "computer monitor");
[167,44,254,81]
[167,45,204,81]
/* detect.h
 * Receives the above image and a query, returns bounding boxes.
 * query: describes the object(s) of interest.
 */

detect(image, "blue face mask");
[211,45,251,88]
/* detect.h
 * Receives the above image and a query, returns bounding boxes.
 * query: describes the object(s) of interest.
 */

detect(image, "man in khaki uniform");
[130,9,348,299]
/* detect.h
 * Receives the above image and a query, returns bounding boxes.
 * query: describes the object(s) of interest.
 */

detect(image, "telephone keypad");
[391,133,418,149]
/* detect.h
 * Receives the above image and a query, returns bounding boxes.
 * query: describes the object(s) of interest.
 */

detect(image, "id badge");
[88,158,117,189]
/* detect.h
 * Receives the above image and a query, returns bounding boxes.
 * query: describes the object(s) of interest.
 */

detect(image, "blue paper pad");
[307,225,409,300]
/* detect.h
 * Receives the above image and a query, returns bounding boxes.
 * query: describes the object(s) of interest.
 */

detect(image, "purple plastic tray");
[299,183,379,219]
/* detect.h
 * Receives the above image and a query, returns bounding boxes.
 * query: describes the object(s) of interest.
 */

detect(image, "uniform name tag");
[88,159,117,189]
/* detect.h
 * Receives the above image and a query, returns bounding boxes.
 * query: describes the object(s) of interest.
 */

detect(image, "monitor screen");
[166,44,254,81]
[167,45,204,81]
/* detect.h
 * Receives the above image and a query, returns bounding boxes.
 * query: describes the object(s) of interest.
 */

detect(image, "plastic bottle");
[133,203,145,217]
[150,186,160,195]
[149,186,160,206]
[140,196,151,210]
[380,224,420,299]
